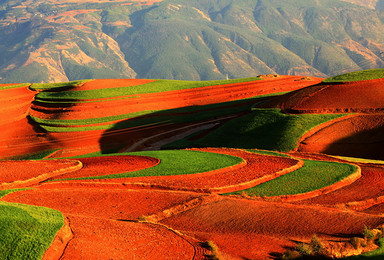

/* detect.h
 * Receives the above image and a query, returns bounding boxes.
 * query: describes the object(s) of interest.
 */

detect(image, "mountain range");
[0,0,384,82]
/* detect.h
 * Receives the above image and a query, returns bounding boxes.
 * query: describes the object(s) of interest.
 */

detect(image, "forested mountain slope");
[0,0,383,82]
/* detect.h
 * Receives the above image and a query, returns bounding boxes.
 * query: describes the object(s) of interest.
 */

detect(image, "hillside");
[2,69,384,259]
[0,0,384,82]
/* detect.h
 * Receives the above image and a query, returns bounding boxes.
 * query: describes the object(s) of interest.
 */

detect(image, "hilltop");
[0,0,384,82]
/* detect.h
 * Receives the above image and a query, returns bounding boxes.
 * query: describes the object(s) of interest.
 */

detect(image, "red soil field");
[58,214,205,259]
[2,187,207,258]
[297,114,384,160]
[193,232,295,260]
[51,155,159,180]
[160,197,384,259]
[0,76,321,159]
[0,85,34,125]
[0,117,59,159]
[0,159,81,189]
[363,203,384,215]
[278,78,384,114]
[30,76,322,120]
[2,188,201,220]
[63,148,302,193]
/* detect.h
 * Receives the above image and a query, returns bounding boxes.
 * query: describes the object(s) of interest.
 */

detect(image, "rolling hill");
[1,68,384,259]
[0,0,384,82]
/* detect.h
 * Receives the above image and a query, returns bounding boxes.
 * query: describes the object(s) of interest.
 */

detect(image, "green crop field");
[0,83,30,90]
[35,77,260,101]
[165,108,346,151]
[323,69,384,83]
[226,159,357,197]
[0,188,64,260]
[53,150,244,181]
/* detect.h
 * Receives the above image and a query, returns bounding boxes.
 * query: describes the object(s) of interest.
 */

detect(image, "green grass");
[0,83,30,90]
[333,156,384,165]
[0,201,64,260]
[248,149,290,158]
[35,77,260,101]
[165,108,346,152]
[323,69,384,83]
[226,160,357,197]
[344,238,384,259]
[52,150,244,181]
[30,80,90,91]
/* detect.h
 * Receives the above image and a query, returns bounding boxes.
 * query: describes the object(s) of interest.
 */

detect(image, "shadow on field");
[98,96,271,153]
[324,126,384,160]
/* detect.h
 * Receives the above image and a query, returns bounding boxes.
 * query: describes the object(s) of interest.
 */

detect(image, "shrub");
[296,243,312,256]
[363,226,376,243]
[310,235,325,254]
[201,241,220,260]
[350,237,364,249]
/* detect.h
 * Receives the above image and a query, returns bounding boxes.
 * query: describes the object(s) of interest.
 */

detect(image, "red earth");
[51,155,160,180]
[160,197,384,259]
[296,114,384,160]
[55,148,301,193]
[277,78,384,114]
[2,76,321,159]
[30,76,322,120]
[0,159,81,189]
[2,76,384,259]
[1,148,384,259]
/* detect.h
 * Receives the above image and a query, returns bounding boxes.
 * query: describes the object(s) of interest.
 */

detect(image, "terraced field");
[1,69,384,259]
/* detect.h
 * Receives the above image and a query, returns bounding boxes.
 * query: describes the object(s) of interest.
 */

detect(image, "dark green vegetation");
[35,77,259,100]
[54,150,244,180]
[0,198,64,259]
[227,159,357,197]
[1,0,384,83]
[323,69,384,83]
[165,108,346,151]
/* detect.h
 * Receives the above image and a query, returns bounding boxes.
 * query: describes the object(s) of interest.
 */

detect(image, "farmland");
[1,69,384,259]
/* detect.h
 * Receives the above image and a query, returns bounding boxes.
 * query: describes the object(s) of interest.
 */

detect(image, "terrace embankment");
[296,114,384,160]
[0,84,34,125]
[58,148,302,193]
[1,76,321,159]
[262,78,384,159]
[277,78,384,114]
[29,76,320,120]
[2,187,208,259]
[51,155,160,180]
[159,197,384,259]
[0,159,82,189]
